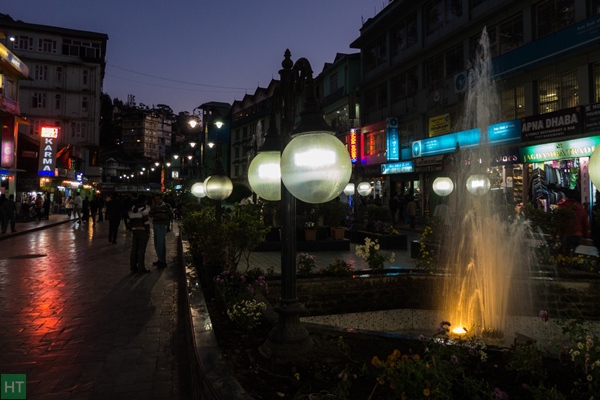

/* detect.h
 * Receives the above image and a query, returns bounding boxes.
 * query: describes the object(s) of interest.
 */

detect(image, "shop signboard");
[521,107,582,142]
[386,118,399,161]
[38,126,59,176]
[414,155,444,173]
[429,114,451,137]
[1,118,15,168]
[584,102,600,132]
[381,161,413,175]
[519,135,600,163]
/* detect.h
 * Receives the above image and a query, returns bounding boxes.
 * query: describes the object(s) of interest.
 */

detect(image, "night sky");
[2,0,385,114]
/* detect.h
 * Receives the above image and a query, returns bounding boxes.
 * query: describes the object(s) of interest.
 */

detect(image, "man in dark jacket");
[106,194,124,244]
[2,194,17,233]
[149,194,173,267]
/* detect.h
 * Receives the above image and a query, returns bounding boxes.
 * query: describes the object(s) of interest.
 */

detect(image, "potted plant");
[321,198,348,240]
[298,202,319,241]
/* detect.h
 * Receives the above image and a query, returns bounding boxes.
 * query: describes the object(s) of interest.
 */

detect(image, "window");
[391,13,418,57]
[425,0,463,36]
[14,36,33,51]
[82,96,89,111]
[445,44,464,77]
[38,38,57,53]
[472,14,524,59]
[32,92,46,108]
[82,70,89,86]
[537,69,578,114]
[329,72,338,93]
[56,67,63,83]
[364,129,386,156]
[364,35,387,72]
[71,122,87,138]
[391,67,418,103]
[535,0,575,39]
[470,0,486,8]
[364,83,388,113]
[590,0,600,15]
[592,62,600,101]
[424,53,445,86]
[62,39,102,58]
[35,65,48,81]
[55,94,62,110]
[501,86,525,120]
[399,120,418,149]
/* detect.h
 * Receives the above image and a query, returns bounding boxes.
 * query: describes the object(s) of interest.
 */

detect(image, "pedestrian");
[97,195,105,222]
[149,194,173,267]
[128,195,151,273]
[557,188,589,256]
[89,196,98,226]
[82,196,90,223]
[65,196,74,218]
[43,193,51,219]
[389,193,399,224]
[0,193,5,225]
[406,195,417,229]
[35,194,44,221]
[106,194,124,244]
[1,194,17,234]
[73,192,83,223]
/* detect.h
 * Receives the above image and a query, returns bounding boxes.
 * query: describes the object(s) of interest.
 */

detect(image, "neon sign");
[41,126,59,138]
[349,129,358,163]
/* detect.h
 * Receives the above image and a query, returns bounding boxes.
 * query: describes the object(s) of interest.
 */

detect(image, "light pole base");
[259,299,313,359]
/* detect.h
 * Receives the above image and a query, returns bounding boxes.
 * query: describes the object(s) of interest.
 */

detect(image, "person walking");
[82,196,90,224]
[97,195,105,222]
[1,194,17,234]
[149,194,173,267]
[73,192,83,223]
[128,195,151,273]
[65,196,74,218]
[557,188,589,255]
[389,193,399,224]
[106,194,124,244]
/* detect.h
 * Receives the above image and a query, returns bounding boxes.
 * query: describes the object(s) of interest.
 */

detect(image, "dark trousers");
[108,219,121,243]
[130,230,149,271]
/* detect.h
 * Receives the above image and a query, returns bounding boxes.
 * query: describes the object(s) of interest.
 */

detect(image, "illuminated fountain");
[437,28,540,340]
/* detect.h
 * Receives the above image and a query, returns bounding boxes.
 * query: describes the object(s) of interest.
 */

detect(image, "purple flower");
[538,310,549,322]
[493,387,509,399]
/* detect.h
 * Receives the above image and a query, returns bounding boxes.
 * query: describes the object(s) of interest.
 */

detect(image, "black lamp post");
[251,50,352,358]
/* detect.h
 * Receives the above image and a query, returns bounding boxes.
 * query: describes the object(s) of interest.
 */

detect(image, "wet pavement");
[0,214,189,399]
[0,213,423,399]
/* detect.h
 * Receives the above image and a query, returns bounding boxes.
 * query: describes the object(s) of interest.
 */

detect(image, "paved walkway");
[0,214,190,400]
[0,213,423,399]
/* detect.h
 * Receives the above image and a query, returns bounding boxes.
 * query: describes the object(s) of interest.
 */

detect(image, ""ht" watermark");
[1,375,26,399]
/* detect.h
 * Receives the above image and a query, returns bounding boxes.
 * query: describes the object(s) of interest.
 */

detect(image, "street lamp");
[249,50,352,358]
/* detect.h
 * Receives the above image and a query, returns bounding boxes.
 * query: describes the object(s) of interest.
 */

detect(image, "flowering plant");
[321,258,353,277]
[297,252,317,276]
[214,269,269,304]
[227,299,267,330]
[355,237,395,270]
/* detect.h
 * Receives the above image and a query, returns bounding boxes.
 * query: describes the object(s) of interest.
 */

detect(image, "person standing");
[106,194,124,244]
[35,194,44,221]
[97,195,105,222]
[89,196,98,226]
[389,193,399,224]
[43,193,51,220]
[557,189,589,255]
[65,196,74,218]
[73,192,83,223]
[1,194,17,234]
[149,194,173,267]
[128,195,151,273]
[82,196,90,224]
[406,195,417,229]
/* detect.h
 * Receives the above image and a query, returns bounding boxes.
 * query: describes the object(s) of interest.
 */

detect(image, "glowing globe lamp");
[191,182,206,198]
[204,175,233,200]
[432,177,454,197]
[343,183,355,196]
[280,132,352,204]
[357,181,372,196]
[247,151,281,201]
[466,174,491,196]
[589,147,600,188]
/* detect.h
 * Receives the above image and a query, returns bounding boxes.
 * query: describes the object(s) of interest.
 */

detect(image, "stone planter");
[304,229,317,241]
[330,227,346,240]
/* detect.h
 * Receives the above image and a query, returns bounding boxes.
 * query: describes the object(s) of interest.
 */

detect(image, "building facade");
[1,13,108,193]
[349,0,600,213]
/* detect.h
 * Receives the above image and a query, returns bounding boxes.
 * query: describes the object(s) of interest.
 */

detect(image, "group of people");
[389,192,418,229]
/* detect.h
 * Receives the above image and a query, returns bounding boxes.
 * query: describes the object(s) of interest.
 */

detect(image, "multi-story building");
[0,35,29,195]
[0,13,108,193]
[117,107,172,162]
[350,0,600,213]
